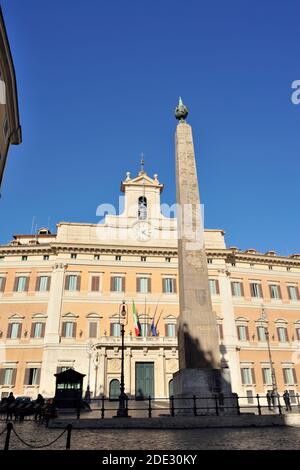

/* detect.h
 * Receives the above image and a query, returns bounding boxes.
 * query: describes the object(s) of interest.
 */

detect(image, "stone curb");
[48,414,300,429]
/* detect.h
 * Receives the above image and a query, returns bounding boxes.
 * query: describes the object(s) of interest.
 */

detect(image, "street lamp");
[259,306,279,406]
[116,300,129,418]
[85,341,93,402]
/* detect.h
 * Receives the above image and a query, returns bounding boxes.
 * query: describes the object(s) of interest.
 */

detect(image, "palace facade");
[0,168,300,404]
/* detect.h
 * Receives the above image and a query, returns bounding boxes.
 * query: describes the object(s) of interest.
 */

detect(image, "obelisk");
[173,98,232,404]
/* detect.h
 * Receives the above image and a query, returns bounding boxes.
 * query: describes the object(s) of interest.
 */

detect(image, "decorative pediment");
[32,313,47,319]
[121,171,164,193]
[62,312,79,318]
[86,312,101,319]
[8,313,24,320]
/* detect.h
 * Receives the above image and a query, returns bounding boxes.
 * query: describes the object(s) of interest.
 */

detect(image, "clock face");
[132,221,152,241]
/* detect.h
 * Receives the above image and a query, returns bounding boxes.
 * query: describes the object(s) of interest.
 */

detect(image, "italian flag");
[132,300,141,337]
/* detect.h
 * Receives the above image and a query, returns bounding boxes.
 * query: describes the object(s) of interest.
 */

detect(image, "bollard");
[76,401,81,420]
[4,422,13,451]
[66,424,72,450]
[256,394,261,415]
[101,395,105,419]
[148,395,152,418]
[193,395,197,416]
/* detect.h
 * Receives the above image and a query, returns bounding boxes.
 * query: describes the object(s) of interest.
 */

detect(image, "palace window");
[24,368,40,385]
[162,278,177,294]
[91,275,100,292]
[94,254,100,260]
[43,255,49,261]
[277,326,288,342]
[1,368,16,386]
[241,368,255,385]
[209,279,220,295]
[137,277,151,294]
[269,284,281,299]
[89,322,98,338]
[141,256,147,262]
[31,322,45,338]
[115,255,121,261]
[262,368,272,385]
[65,275,81,291]
[283,368,297,385]
[110,322,120,337]
[250,282,262,298]
[140,322,150,337]
[22,255,28,261]
[257,325,266,341]
[288,285,299,301]
[165,323,176,337]
[14,276,29,292]
[111,276,125,292]
[61,321,76,338]
[237,325,249,341]
[231,281,244,297]
[71,253,77,259]
[7,323,21,339]
[0,276,6,292]
[36,276,51,292]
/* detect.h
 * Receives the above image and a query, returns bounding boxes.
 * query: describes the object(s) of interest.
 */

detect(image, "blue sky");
[0,0,299,255]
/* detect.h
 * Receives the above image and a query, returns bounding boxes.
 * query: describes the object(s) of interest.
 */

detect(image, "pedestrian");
[6,392,15,421]
[34,393,45,420]
[283,390,292,411]
[266,390,272,410]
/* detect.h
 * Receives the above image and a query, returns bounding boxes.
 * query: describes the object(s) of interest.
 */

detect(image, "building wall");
[0,173,299,404]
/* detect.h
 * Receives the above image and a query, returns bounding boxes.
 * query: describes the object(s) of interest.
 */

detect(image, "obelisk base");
[173,368,237,415]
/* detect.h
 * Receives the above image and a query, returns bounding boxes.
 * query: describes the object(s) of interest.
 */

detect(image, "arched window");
[109,379,120,401]
[169,379,174,397]
[138,196,147,220]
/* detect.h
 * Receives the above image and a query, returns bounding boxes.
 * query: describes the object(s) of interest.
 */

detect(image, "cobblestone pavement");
[1,421,300,450]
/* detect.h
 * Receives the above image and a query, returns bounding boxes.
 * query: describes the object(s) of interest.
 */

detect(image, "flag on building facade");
[132,300,141,336]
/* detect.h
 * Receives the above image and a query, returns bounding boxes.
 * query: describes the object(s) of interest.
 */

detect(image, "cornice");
[0,243,299,268]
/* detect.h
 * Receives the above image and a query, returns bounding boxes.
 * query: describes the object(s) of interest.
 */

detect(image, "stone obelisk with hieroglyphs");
[173,98,232,404]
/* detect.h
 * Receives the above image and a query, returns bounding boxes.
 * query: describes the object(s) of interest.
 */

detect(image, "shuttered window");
[231,282,244,297]
[65,275,80,291]
[283,368,297,385]
[14,276,29,292]
[36,276,51,292]
[209,279,220,295]
[163,278,177,294]
[24,368,41,385]
[62,322,76,338]
[0,277,6,292]
[288,286,299,300]
[91,276,100,292]
[89,322,98,338]
[0,368,17,386]
[31,322,45,338]
[137,277,151,293]
[237,325,249,341]
[111,277,124,292]
[7,323,22,339]
[250,283,262,298]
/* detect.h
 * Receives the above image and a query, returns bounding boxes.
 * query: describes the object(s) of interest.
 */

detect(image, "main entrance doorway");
[135,362,154,399]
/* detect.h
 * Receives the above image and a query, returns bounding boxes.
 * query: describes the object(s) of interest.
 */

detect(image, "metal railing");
[50,392,300,420]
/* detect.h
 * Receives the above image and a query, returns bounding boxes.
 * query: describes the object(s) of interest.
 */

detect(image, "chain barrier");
[11,426,67,449]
